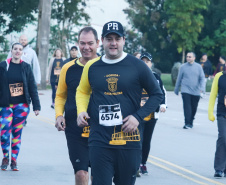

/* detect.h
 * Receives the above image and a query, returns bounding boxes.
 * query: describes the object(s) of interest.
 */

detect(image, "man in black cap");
[138,52,167,176]
[76,21,163,185]
[63,46,78,65]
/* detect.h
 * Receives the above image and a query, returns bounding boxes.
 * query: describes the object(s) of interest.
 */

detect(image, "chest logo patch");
[106,77,118,92]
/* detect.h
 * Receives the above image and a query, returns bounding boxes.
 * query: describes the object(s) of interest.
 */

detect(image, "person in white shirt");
[7,35,41,85]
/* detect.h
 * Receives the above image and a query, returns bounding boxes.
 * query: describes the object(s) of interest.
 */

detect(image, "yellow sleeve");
[55,61,74,119]
[208,72,222,121]
[76,57,100,115]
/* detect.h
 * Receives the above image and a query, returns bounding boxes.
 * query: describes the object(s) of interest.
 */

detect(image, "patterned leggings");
[0,103,30,161]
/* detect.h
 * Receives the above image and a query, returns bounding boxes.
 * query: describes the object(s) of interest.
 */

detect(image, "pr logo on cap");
[107,22,119,31]
[102,21,124,37]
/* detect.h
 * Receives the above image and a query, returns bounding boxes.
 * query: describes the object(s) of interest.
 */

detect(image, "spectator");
[47,49,66,109]
[213,56,226,76]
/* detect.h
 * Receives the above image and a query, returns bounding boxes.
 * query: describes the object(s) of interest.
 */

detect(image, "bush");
[0,53,7,62]
[171,62,181,86]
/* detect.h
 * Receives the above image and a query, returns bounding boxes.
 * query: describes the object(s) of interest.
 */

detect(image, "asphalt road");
[0,90,226,185]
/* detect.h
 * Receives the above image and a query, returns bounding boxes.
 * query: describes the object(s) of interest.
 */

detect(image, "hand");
[174,91,179,95]
[208,113,215,122]
[34,110,39,116]
[160,107,166,113]
[77,112,90,127]
[122,115,139,133]
[55,116,66,131]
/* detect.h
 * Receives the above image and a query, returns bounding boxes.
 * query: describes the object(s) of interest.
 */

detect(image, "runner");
[55,27,99,185]
[139,52,167,175]
[0,43,40,171]
[76,21,163,185]
[208,71,226,178]
[47,48,66,109]
[63,46,78,65]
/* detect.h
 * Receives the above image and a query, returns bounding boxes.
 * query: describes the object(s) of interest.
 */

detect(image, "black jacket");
[0,60,41,111]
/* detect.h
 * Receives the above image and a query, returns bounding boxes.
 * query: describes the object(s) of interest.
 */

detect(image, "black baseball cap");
[140,52,152,61]
[102,21,124,37]
[70,46,78,50]
[220,56,226,61]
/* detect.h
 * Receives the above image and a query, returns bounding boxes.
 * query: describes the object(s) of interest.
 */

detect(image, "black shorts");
[65,125,89,174]
[89,146,141,185]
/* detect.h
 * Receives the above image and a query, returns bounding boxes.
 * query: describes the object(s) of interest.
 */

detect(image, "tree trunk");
[37,0,52,90]
[36,0,43,56]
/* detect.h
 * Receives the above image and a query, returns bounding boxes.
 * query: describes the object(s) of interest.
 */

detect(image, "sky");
[7,0,129,47]
[87,0,129,38]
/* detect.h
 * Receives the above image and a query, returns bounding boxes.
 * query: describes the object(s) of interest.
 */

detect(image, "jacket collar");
[6,58,23,70]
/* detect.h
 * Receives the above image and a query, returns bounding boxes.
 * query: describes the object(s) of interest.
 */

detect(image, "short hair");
[53,48,64,58]
[187,52,196,58]
[78,26,98,42]
[11,42,23,49]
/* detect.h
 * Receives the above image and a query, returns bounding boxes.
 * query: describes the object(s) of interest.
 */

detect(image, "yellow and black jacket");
[55,58,90,140]
[208,71,226,121]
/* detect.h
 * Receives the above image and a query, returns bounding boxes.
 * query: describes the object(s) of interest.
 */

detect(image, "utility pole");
[37,0,52,90]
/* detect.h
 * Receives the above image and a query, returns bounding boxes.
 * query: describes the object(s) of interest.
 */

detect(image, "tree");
[195,0,226,65]
[0,0,38,51]
[123,28,143,54]
[214,20,226,55]
[0,0,38,34]
[50,0,90,57]
[124,0,178,73]
[164,0,209,63]
[37,0,52,90]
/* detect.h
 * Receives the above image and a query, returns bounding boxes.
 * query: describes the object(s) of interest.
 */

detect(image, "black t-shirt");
[77,54,163,149]
[7,62,26,104]
[199,60,212,77]
[50,58,64,83]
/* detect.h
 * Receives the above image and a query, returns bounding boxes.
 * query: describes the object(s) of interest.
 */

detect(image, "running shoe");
[51,104,55,109]
[136,169,141,177]
[23,120,27,127]
[140,165,148,175]
[10,160,19,171]
[1,158,9,171]
[214,170,223,178]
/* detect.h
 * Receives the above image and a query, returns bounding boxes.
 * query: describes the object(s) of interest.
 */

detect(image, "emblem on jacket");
[106,77,118,92]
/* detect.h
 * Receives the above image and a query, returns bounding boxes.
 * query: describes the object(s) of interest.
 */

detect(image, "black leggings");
[51,82,56,103]
[141,119,157,164]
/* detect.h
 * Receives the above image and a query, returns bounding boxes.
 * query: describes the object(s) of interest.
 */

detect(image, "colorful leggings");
[0,103,30,161]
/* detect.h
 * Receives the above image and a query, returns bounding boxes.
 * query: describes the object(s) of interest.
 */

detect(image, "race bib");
[99,104,123,126]
[9,83,23,97]
[54,67,61,75]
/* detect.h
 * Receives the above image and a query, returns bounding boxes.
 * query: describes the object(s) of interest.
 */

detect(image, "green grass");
[161,74,175,91]
[161,73,213,92]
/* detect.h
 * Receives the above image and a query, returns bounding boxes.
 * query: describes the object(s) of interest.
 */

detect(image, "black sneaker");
[136,169,141,177]
[183,124,192,129]
[214,170,223,178]
[51,104,55,109]
[23,120,27,127]
[140,165,148,175]
[187,124,193,129]
[10,160,19,171]
[1,158,9,171]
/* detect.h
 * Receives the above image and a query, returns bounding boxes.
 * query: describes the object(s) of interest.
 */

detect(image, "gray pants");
[214,116,226,172]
